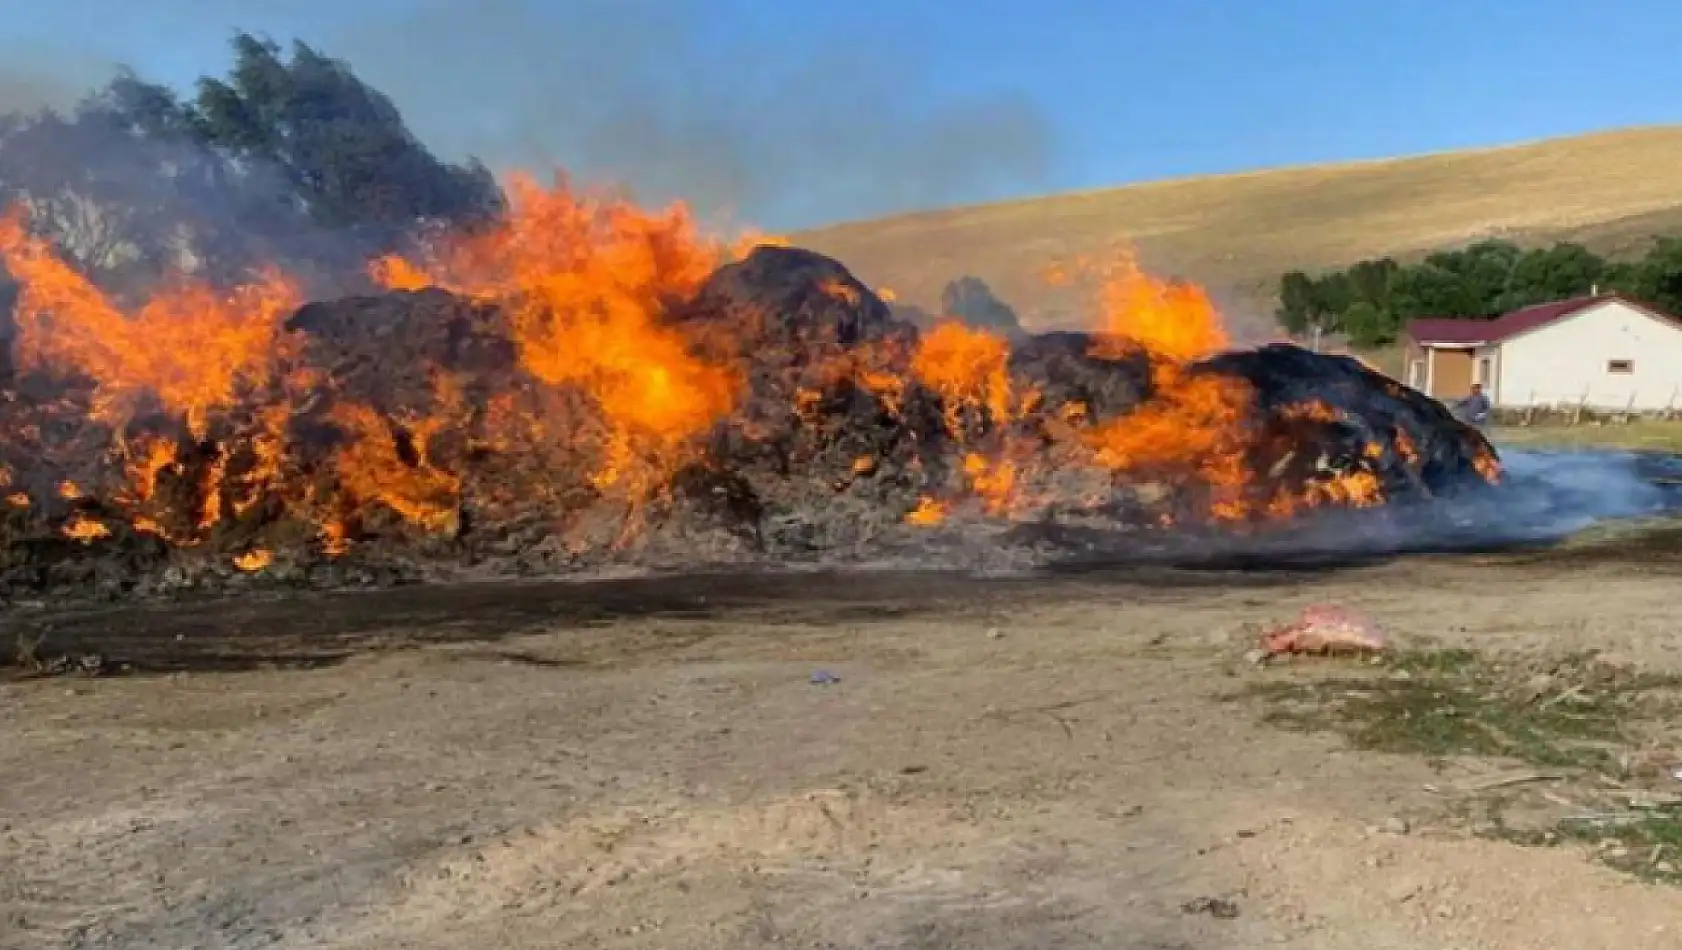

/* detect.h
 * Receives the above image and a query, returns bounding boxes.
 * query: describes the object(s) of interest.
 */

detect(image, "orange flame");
[61,513,110,544]
[904,496,947,526]
[371,173,739,497]
[0,208,302,438]
[329,403,462,535]
[1090,252,1228,364]
[963,453,1018,515]
[912,321,1015,437]
[0,177,1474,569]
[1080,252,1254,519]
[232,548,274,572]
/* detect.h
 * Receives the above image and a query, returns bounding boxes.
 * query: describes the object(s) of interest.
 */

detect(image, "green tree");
[1623,237,1682,315]
[1499,242,1604,311]
[1381,240,1523,319]
[1275,269,1318,334]
[1388,262,1470,319]
[1311,271,1354,317]
[1341,300,1395,348]
[1344,257,1398,318]
[1458,240,1524,315]
[188,34,503,242]
[0,35,508,292]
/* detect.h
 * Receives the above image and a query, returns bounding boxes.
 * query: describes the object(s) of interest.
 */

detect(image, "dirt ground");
[7,545,1682,950]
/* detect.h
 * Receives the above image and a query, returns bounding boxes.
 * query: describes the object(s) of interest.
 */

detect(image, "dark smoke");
[331,0,1059,228]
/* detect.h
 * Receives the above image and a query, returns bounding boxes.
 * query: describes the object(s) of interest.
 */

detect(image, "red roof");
[1405,294,1673,346]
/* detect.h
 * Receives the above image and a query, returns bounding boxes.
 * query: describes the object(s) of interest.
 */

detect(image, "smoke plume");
[0,49,114,115]
[331,0,1058,228]
[1164,448,1679,569]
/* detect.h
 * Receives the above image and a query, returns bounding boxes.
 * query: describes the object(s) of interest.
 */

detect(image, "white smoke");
[1490,449,1671,534]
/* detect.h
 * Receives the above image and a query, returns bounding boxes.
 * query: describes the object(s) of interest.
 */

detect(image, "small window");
[1608,359,1634,374]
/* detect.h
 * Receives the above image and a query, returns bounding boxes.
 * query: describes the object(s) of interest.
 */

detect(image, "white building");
[1403,294,1682,411]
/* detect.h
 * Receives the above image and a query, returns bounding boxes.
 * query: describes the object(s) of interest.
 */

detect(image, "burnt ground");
[8,524,1682,948]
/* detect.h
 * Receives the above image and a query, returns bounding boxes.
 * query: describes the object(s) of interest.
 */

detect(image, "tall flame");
[371,173,740,495]
[911,321,1016,436]
[1082,252,1253,519]
[1089,251,1229,363]
[0,208,302,439]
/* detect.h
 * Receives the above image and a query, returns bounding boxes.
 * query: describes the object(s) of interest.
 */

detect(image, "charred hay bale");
[285,288,517,413]
[671,245,911,360]
[673,246,948,539]
[1006,332,1151,420]
[1195,343,1498,499]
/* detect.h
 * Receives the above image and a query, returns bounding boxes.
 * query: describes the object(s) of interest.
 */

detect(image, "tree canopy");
[1276,238,1682,348]
[0,32,504,295]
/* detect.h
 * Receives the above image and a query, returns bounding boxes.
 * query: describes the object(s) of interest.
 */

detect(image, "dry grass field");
[795,125,1682,337]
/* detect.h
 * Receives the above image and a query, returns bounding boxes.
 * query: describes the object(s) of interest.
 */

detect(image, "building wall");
[1496,301,1682,410]
[1402,341,1428,391]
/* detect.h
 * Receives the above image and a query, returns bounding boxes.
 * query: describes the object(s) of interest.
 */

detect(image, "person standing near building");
[1456,382,1491,428]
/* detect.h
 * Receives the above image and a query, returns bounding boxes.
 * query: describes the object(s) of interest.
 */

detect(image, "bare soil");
[7,548,1682,949]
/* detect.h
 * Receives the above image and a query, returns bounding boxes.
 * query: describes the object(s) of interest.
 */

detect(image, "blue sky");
[5,0,1681,228]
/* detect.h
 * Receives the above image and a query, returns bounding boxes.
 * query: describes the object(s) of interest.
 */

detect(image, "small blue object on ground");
[809,670,841,686]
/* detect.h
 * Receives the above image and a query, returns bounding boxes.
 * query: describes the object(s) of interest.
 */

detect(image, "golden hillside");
[793,126,1682,338]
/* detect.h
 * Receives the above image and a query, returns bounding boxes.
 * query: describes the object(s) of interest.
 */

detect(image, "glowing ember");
[1279,401,1344,425]
[1394,429,1420,466]
[319,521,352,558]
[904,497,948,526]
[61,514,110,544]
[329,403,462,535]
[1472,446,1503,483]
[232,548,275,572]
[962,453,1018,515]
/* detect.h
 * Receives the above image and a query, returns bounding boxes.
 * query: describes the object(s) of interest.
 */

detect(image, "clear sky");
[4,0,1681,229]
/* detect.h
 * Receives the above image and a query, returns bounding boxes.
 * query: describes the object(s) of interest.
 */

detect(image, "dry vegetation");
[1491,420,1682,452]
[796,126,1682,337]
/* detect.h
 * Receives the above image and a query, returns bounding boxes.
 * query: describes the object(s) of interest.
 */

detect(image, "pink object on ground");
[1261,604,1386,657]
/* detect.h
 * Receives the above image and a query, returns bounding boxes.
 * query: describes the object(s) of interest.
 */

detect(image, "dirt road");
[6,547,1682,949]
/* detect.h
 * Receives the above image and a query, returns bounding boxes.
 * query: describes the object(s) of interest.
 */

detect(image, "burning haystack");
[0,176,1501,601]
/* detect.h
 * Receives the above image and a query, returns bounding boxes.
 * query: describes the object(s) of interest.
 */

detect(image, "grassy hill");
[793,126,1682,340]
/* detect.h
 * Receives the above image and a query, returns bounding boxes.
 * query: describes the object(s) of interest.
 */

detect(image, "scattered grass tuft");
[1495,810,1682,885]
[1248,646,1682,884]
[1249,648,1682,772]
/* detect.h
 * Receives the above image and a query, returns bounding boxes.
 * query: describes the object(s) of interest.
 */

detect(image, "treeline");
[1276,237,1682,347]
[0,33,503,299]
[0,33,1034,344]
